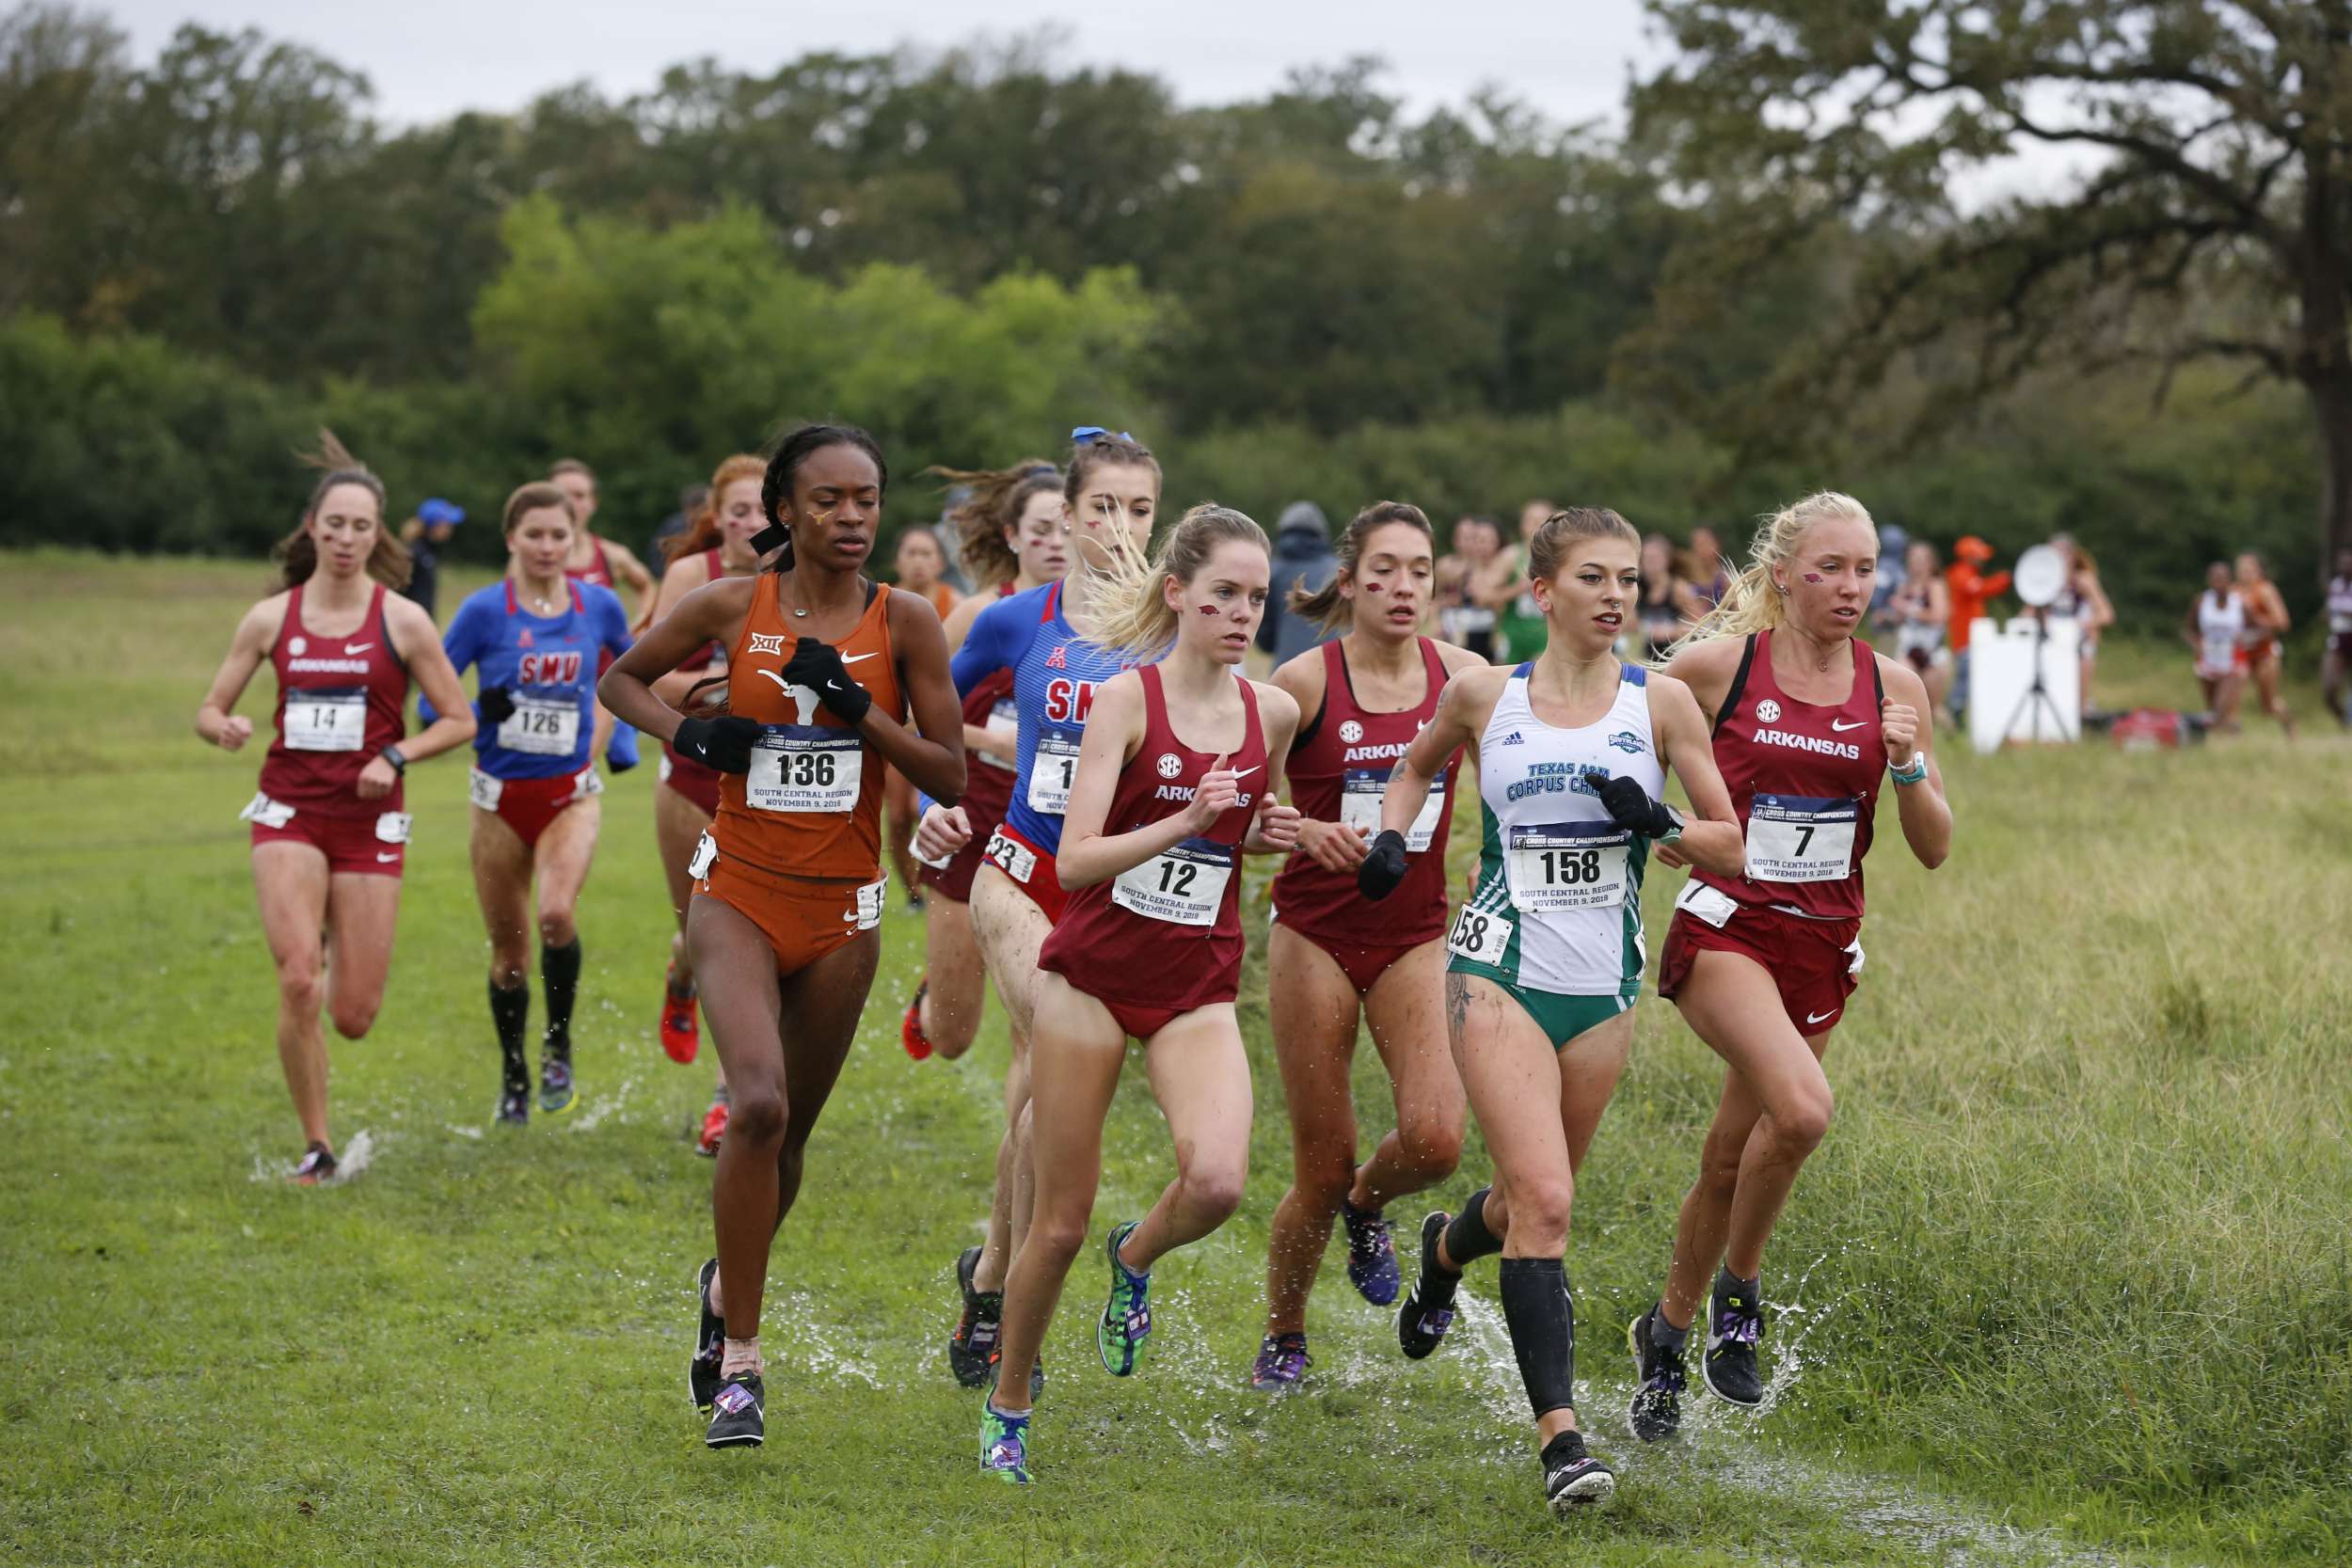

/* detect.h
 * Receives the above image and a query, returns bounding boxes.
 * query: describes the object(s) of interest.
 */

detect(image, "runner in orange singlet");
[598,425,964,1449]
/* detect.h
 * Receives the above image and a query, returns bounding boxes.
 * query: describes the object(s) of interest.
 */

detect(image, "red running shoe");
[900,981,934,1061]
[696,1100,727,1158]
[660,966,700,1065]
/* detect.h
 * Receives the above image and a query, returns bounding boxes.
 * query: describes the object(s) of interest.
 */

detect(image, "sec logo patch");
[1756,699,1782,724]
[1155,752,1184,779]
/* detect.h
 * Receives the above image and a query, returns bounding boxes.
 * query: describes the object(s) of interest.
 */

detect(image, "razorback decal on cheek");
[1802,572,1825,585]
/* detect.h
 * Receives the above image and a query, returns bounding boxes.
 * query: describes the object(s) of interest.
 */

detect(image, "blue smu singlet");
[442,579,632,779]
[948,578,1135,854]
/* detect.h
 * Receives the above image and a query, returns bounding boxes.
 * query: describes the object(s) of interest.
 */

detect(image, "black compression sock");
[489,978,531,1093]
[1498,1257,1577,1418]
[1442,1187,1502,1271]
[1649,1303,1689,1354]
[540,938,581,1062]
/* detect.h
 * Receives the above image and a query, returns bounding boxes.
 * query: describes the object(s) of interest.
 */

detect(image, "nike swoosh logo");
[376,852,400,863]
[1805,1008,1838,1024]
[1829,719,1867,732]
[841,652,877,666]
[344,642,373,655]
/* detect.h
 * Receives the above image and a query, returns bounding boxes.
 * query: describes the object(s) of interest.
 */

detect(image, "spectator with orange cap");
[1945,536,2010,718]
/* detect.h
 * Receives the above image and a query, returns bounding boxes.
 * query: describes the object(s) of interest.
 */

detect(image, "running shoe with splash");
[497,1085,529,1127]
[1396,1210,1458,1360]
[705,1370,764,1448]
[900,981,934,1061]
[538,1056,575,1116]
[1540,1429,1616,1513]
[1626,1306,1687,1442]
[978,1401,1030,1484]
[289,1143,337,1186]
[1341,1199,1401,1306]
[947,1244,1000,1387]
[1704,1278,1766,1406]
[689,1258,724,1410]
[660,966,699,1065]
[1097,1221,1152,1377]
[695,1099,727,1158]
[1248,1332,1311,1391]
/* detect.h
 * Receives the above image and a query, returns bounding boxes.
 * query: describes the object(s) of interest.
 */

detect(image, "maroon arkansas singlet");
[258,582,410,813]
[1272,637,1456,946]
[567,536,616,590]
[1696,629,1887,921]
[1038,664,1267,1013]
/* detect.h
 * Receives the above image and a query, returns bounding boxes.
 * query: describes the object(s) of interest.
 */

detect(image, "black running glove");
[476,686,516,724]
[784,637,873,724]
[1356,830,1410,901]
[1597,773,1679,839]
[673,715,763,774]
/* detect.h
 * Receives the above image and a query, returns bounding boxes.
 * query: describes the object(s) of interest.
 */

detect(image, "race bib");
[747,726,863,815]
[687,831,717,879]
[2200,630,2237,670]
[284,689,365,752]
[851,878,886,932]
[1504,821,1630,912]
[984,827,1037,885]
[374,811,412,846]
[1025,732,1080,816]
[1744,794,1858,884]
[1111,837,1233,927]
[1341,768,1443,852]
[469,768,503,811]
[979,698,1020,772]
[1445,902,1515,965]
[570,768,604,801]
[1673,878,1739,929]
[497,695,580,757]
[238,792,294,830]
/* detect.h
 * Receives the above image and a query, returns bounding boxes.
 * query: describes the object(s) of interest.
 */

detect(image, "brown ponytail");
[930,459,1061,588]
[272,429,410,591]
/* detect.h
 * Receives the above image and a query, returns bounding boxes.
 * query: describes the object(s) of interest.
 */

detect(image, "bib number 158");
[1446,904,1514,965]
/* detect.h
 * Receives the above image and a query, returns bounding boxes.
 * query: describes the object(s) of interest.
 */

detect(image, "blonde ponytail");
[1071,502,1270,662]
[1661,491,1874,660]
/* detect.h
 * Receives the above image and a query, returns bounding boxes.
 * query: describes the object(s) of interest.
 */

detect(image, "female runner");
[898,462,1070,1063]
[1249,501,1483,1390]
[908,430,1160,1389]
[443,483,633,1123]
[882,524,965,908]
[2234,551,2296,736]
[1635,532,1707,660]
[2324,547,2352,726]
[597,424,965,1448]
[643,453,769,1155]
[195,433,474,1181]
[549,458,655,770]
[977,505,1303,1484]
[1624,492,1950,1443]
[1361,507,1743,1513]
[2187,562,2249,731]
[1889,540,1952,721]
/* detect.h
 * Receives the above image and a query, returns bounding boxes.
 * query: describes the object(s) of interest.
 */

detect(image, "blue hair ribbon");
[1071,426,1136,445]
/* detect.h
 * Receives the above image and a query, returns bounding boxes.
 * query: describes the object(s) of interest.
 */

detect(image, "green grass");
[3,547,2346,1567]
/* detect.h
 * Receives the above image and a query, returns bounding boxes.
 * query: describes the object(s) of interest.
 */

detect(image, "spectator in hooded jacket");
[1259,500,1342,665]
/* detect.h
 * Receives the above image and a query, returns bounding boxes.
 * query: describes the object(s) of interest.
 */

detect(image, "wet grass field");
[3,549,2346,1566]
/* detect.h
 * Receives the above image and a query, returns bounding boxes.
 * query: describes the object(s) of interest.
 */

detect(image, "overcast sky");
[106,1,2092,202]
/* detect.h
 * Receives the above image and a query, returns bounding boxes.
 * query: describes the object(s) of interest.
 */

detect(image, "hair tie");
[1071,426,1136,445]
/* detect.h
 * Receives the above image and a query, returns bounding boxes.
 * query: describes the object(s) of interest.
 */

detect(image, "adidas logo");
[1495,730,1525,746]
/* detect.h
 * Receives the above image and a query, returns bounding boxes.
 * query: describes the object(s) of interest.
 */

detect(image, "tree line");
[1,2,2341,627]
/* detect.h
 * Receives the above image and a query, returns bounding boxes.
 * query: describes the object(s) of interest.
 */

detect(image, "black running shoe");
[1397,1211,1460,1360]
[705,1370,764,1448]
[1540,1429,1616,1513]
[947,1245,1001,1388]
[689,1259,724,1410]
[1703,1281,1766,1406]
[496,1085,529,1127]
[289,1144,337,1186]
[1627,1307,1687,1442]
